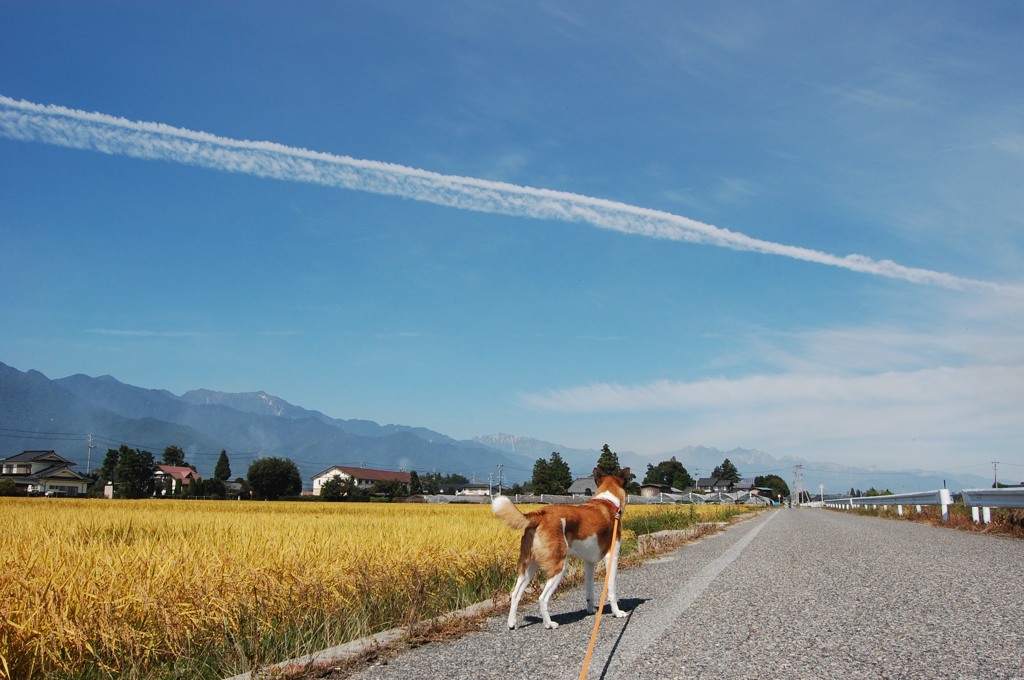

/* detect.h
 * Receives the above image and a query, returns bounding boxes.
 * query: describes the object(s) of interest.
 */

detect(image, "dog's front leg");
[583,560,596,614]
[605,542,627,618]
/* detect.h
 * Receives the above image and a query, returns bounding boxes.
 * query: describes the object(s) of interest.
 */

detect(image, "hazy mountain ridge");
[179,388,456,443]
[0,362,532,486]
[1,361,993,493]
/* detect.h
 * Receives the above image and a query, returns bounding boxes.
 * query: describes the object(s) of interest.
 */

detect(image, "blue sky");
[2,2,1022,480]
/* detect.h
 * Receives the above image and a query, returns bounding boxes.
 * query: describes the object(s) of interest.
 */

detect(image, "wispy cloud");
[2,95,1017,295]
[86,329,212,338]
[518,364,1024,413]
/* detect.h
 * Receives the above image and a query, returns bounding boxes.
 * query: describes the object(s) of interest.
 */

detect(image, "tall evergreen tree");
[531,457,552,493]
[547,452,573,494]
[214,450,231,481]
[711,458,741,483]
[596,444,621,474]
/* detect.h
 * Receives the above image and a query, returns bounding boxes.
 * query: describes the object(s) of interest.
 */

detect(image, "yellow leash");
[578,513,620,680]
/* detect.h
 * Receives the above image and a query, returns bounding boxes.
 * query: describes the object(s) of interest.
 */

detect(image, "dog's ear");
[592,467,605,483]
[619,467,630,483]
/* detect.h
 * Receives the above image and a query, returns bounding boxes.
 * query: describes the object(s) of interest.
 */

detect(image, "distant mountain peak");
[180,389,299,418]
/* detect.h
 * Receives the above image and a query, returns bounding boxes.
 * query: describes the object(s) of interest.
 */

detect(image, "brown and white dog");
[492,467,630,629]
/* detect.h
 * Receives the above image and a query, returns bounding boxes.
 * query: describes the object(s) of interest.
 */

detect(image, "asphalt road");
[348,508,1024,680]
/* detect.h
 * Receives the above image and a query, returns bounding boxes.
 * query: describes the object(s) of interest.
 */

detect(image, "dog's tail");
[491,495,532,531]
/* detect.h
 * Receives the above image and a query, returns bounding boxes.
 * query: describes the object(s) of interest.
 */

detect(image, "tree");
[371,479,407,500]
[548,452,573,494]
[531,457,552,494]
[98,448,120,484]
[643,456,695,490]
[161,445,187,467]
[530,452,574,494]
[0,478,21,496]
[115,445,155,498]
[423,474,441,495]
[214,450,231,481]
[596,444,621,475]
[408,470,422,495]
[754,474,790,501]
[320,474,358,501]
[206,477,226,499]
[247,457,302,500]
[711,458,741,483]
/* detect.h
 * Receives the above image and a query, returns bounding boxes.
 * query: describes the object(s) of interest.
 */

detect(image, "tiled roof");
[2,449,71,464]
[313,465,411,483]
[155,465,200,481]
[568,477,596,494]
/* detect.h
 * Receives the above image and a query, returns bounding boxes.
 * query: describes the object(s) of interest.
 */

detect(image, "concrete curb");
[223,598,499,680]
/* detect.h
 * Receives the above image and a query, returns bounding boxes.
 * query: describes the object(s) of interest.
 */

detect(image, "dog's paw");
[612,610,628,618]
[544,620,559,630]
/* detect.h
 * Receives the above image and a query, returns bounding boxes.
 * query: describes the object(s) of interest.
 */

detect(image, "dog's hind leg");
[507,560,537,630]
[583,560,596,614]
[537,559,569,629]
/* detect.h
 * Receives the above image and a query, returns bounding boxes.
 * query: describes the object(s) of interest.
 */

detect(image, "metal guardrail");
[960,487,1024,524]
[826,487,1024,524]
[825,489,953,521]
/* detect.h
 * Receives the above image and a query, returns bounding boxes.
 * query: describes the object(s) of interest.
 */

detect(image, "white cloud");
[518,363,1024,467]
[3,94,1019,296]
[518,364,1024,413]
[86,329,210,338]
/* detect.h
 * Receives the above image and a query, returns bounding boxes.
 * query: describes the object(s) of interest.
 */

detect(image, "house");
[153,465,202,496]
[640,482,673,497]
[568,477,596,497]
[696,477,736,493]
[311,465,411,495]
[0,450,91,496]
[454,482,491,497]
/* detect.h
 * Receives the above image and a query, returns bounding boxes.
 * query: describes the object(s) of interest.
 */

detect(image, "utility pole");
[992,461,1000,487]
[86,432,94,475]
[488,472,494,497]
[792,464,803,506]
[497,464,504,495]
[819,483,824,504]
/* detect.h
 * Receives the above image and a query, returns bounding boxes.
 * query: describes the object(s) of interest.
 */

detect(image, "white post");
[972,507,981,523]
[983,507,992,524]
[897,505,904,516]
[939,488,952,522]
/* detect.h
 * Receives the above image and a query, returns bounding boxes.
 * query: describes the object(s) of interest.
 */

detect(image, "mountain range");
[0,361,992,493]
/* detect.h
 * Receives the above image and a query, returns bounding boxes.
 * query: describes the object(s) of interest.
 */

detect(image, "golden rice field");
[0,497,754,679]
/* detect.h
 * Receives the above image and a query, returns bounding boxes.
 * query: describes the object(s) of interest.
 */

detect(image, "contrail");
[0,95,1011,294]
